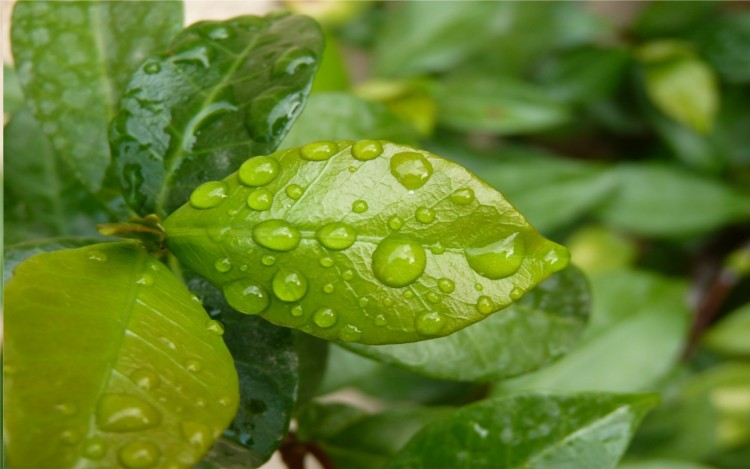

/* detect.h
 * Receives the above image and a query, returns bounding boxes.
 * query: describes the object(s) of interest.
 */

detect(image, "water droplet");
[83,438,106,459]
[323,283,335,294]
[252,219,301,252]
[144,62,161,74]
[544,246,570,271]
[384,298,394,307]
[55,402,77,415]
[186,359,202,373]
[372,238,427,287]
[313,307,337,328]
[415,206,436,224]
[352,140,383,161]
[174,45,212,68]
[291,304,304,317]
[510,287,524,300]
[208,26,232,40]
[358,297,370,308]
[196,398,207,408]
[239,264,248,272]
[387,215,404,231]
[477,296,494,315]
[181,421,212,449]
[286,184,304,200]
[348,165,358,173]
[474,283,484,292]
[214,258,232,273]
[390,151,433,190]
[316,222,357,250]
[342,270,354,281]
[451,188,475,205]
[339,324,362,342]
[438,278,455,293]
[427,292,440,304]
[130,369,160,391]
[61,429,80,444]
[320,256,334,267]
[415,311,445,336]
[160,337,177,350]
[228,208,239,216]
[465,233,525,279]
[190,181,229,209]
[239,156,280,187]
[204,319,224,335]
[352,200,368,213]
[261,254,276,266]
[272,269,308,302]
[403,290,414,299]
[430,242,446,255]
[374,314,387,326]
[96,394,161,432]
[300,141,338,161]
[218,396,233,407]
[118,440,160,468]
[223,278,270,315]
[88,251,108,262]
[136,274,154,287]
[272,47,315,79]
[247,189,273,211]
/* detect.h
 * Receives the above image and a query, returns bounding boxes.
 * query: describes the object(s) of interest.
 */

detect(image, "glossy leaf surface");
[4,243,239,468]
[164,141,569,344]
[345,266,589,382]
[11,1,183,192]
[3,236,102,285]
[110,13,324,215]
[387,392,659,469]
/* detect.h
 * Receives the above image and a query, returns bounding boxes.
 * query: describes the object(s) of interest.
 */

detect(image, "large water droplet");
[252,219,301,251]
[96,394,161,432]
[83,438,106,459]
[223,278,271,315]
[130,369,160,391]
[214,258,232,273]
[387,215,404,231]
[438,278,455,293]
[465,233,525,279]
[190,181,229,209]
[247,189,273,211]
[313,307,337,328]
[390,151,433,190]
[316,222,357,250]
[206,319,225,335]
[88,251,108,262]
[477,296,494,315]
[352,140,383,161]
[415,311,445,336]
[181,421,212,449]
[286,184,304,200]
[118,440,160,468]
[239,156,280,187]
[300,141,338,161]
[372,238,427,287]
[415,206,436,224]
[451,188,475,205]
[352,200,368,213]
[272,269,308,302]
[339,324,362,342]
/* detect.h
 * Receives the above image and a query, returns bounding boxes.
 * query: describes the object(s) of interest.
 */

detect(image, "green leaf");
[3,64,25,117]
[3,236,102,285]
[618,460,715,469]
[281,92,418,149]
[495,269,689,393]
[345,266,589,382]
[11,1,183,192]
[434,74,571,135]
[633,1,717,39]
[163,141,569,344]
[702,304,750,358]
[110,13,324,216]
[294,332,329,407]
[3,242,239,468]
[692,13,750,84]
[387,392,659,469]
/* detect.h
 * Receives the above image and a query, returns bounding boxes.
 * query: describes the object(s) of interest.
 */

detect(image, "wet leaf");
[10,1,183,192]
[692,13,750,84]
[3,242,239,468]
[618,460,715,469]
[3,236,102,285]
[345,266,590,382]
[387,392,659,469]
[163,141,569,344]
[110,13,324,216]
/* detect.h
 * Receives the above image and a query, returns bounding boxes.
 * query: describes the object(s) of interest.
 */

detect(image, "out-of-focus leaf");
[110,14,324,215]
[618,460,715,469]
[281,92,418,148]
[701,304,750,358]
[633,2,718,39]
[311,31,350,92]
[356,80,437,137]
[495,269,689,393]
[692,13,750,84]
[194,438,260,469]
[3,64,24,116]
[345,266,589,382]
[4,243,239,468]
[294,332,329,408]
[567,225,637,275]
[11,1,183,192]
[434,75,571,135]
[318,343,382,394]
[388,392,659,469]
[3,237,102,285]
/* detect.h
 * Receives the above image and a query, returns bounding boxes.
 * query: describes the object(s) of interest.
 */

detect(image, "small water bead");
[96,394,161,432]
[186,359,202,373]
[316,222,357,250]
[272,269,308,302]
[239,156,280,187]
[430,242,446,255]
[403,290,415,299]
[387,215,404,231]
[352,140,383,161]
[313,307,337,328]
[247,189,273,211]
[342,270,354,281]
[131,369,160,391]
[320,256,334,267]
[261,255,276,266]
[415,206,436,224]
[352,200,368,213]
[181,421,211,449]
[415,311,446,336]
[348,165,358,173]
[323,283,335,294]
[190,181,229,209]
[60,429,81,444]
[438,278,455,293]
[118,440,160,469]
[286,184,304,200]
[510,287,524,300]
[339,324,362,342]
[196,398,207,408]
[291,305,304,317]
[55,402,77,415]
[223,278,270,315]
[214,258,232,273]
[426,292,440,304]
[477,296,495,315]
[474,283,484,292]
[160,337,177,350]
[144,62,161,74]
[88,250,108,262]
[218,396,233,407]
[358,297,370,308]
[465,233,525,280]
[208,26,231,40]
[451,188,475,205]
[372,238,427,288]
[252,219,301,252]
[300,141,338,161]
[83,438,107,459]
[390,151,433,190]
[136,274,154,287]
[374,314,387,326]
[239,264,249,272]
[383,298,394,307]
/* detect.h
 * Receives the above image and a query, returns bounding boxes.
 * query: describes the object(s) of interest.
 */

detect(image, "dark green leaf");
[702,304,750,358]
[495,269,689,393]
[618,460,715,469]
[3,236,102,285]
[110,13,324,216]
[387,392,659,469]
[345,266,589,382]
[633,1,717,39]
[692,13,750,84]
[293,332,329,408]
[3,64,25,116]
[11,1,183,192]
[164,141,569,344]
[194,438,260,469]
[4,242,239,468]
